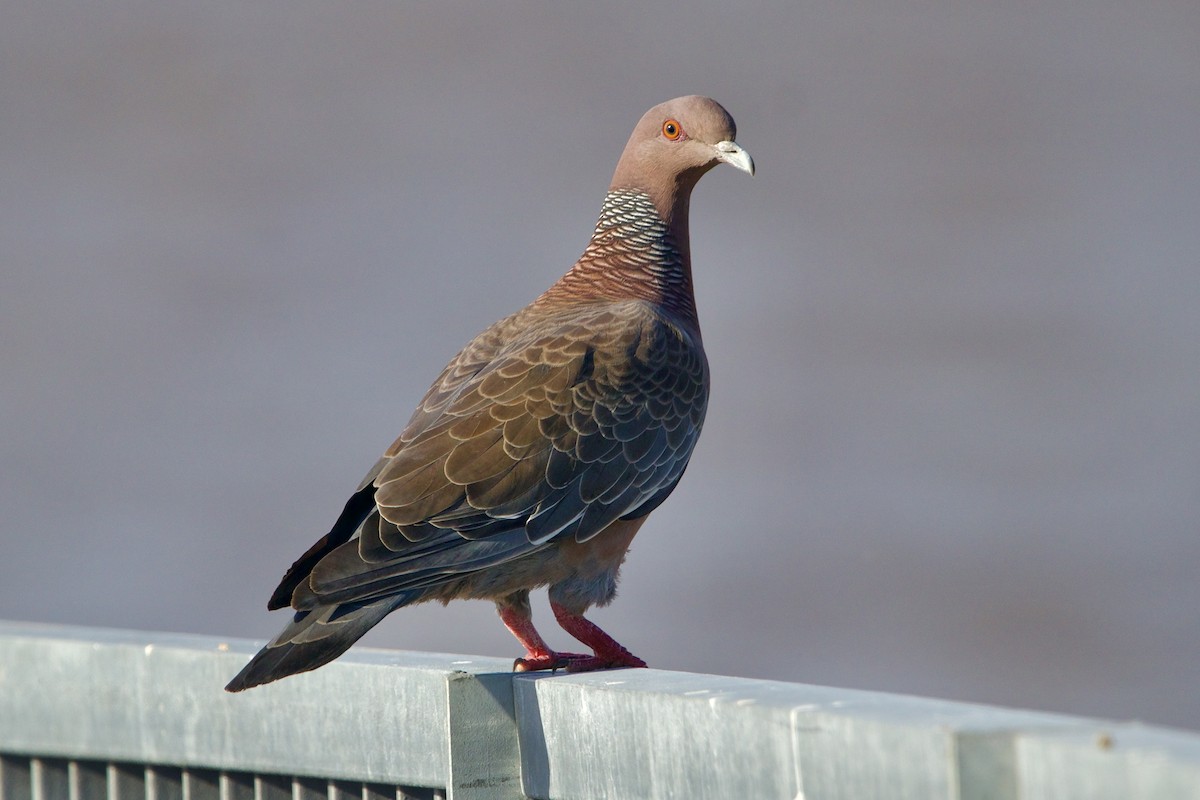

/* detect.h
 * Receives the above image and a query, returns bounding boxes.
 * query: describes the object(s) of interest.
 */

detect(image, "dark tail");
[225,597,397,692]
[268,484,378,611]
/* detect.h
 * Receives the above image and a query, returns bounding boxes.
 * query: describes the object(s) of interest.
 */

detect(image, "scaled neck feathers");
[539,189,698,328]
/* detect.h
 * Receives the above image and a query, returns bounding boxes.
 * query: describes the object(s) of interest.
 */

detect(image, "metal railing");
[1,620,1198,799]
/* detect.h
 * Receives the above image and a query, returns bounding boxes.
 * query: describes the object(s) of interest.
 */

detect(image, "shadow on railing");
[1,620,1197,799]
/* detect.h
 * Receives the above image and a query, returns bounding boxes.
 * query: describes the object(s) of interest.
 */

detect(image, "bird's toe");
[564,651,647,672]
[512,651,591,672]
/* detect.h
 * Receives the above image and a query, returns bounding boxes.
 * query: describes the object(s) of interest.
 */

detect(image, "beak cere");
[714,140,755,176]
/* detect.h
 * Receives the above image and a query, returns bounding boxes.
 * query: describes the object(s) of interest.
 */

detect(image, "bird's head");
[610,95,754,211]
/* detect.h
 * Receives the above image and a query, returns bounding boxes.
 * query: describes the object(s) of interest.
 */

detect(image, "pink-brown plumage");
[226,96,753,692]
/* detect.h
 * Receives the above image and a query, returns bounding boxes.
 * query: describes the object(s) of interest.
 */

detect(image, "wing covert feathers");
[278,300,706,613]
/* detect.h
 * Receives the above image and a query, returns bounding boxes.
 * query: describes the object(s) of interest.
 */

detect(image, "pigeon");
[226,95,753,692]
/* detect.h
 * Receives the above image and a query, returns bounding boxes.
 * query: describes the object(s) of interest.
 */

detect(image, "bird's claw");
[564,650,647,673]
[512,651,591,672]
[513,649,647,673]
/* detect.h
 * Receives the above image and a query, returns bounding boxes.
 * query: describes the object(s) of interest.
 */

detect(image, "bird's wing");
[285,299,707,610]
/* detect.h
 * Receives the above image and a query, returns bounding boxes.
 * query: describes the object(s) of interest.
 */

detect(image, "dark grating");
[0,754,444,800]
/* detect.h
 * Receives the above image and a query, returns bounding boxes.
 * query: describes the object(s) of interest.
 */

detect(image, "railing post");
[443,670,523,800]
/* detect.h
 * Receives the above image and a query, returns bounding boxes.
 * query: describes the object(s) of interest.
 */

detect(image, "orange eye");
[662,119,683,140]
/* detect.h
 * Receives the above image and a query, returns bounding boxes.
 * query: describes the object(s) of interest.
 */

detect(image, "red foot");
[499,604,591,672]
[512,651,591,673]
[564,650,647,673]
[498,599,648,674]
[551,602,647,672]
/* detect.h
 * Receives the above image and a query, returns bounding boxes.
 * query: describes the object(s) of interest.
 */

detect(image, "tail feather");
[267,484,377,611]
[225,597,398,692]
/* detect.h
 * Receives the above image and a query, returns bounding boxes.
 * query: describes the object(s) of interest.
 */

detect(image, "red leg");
[550,602,647,672]
[497,603,588,672]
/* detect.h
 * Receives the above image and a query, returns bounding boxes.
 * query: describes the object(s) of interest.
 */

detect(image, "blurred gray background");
[3,2,1198,729]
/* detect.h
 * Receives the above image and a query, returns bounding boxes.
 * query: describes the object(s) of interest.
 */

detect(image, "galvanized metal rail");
[1,620,1197,799]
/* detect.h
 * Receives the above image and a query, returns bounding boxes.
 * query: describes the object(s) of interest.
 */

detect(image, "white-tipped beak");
[714,140,755,176]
